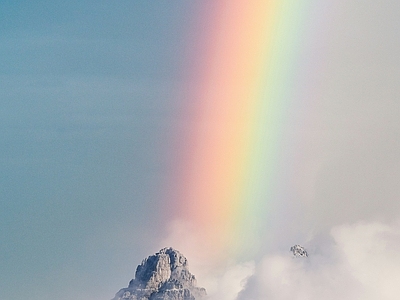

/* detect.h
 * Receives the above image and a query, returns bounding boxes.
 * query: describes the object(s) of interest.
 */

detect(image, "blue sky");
[0,1,195,299]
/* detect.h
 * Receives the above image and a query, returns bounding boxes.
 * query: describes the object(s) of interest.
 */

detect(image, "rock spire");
[112,247,206,300]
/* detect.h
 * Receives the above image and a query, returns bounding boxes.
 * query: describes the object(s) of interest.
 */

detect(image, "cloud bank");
[162,218,400,300]
[236,219,400,300]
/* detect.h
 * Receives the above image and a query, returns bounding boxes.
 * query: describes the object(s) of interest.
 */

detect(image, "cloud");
[159,220,255,300]
[207,262,255,300]
[332,220,400,299]
[237,219,400,300]
[161,218,400,300]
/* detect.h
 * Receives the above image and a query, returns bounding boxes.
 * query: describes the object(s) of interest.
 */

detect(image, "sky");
[1,1,400,300]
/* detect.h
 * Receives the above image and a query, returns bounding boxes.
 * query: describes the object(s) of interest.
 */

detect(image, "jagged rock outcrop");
[112,248,207,300]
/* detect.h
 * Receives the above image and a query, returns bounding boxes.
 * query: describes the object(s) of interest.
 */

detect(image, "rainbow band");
[171,1,316,259]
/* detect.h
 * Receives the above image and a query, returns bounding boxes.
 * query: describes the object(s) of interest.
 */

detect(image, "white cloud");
[160,218,400,300]
[207,262,255,300]
[236,219,400,300]
[160,220,255,300]
[332,220,400,299]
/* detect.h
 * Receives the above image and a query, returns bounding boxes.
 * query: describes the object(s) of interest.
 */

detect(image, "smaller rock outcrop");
[290,244,308,258]
[112,248,206,300]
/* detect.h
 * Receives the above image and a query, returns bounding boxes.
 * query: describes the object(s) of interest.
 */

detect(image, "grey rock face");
[290,244,308,257]
[112,248,206,300]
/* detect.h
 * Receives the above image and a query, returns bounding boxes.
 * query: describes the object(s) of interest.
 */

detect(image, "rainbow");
[166,1,328,260]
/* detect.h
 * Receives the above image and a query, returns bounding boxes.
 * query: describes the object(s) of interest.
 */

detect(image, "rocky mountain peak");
[112,248,206,300]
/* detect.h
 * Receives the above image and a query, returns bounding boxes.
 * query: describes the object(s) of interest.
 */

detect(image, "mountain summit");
[112,247,207,300]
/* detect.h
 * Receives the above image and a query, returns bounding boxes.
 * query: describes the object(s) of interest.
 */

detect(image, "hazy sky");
[0,2,193,299]
[1,1,400,300]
